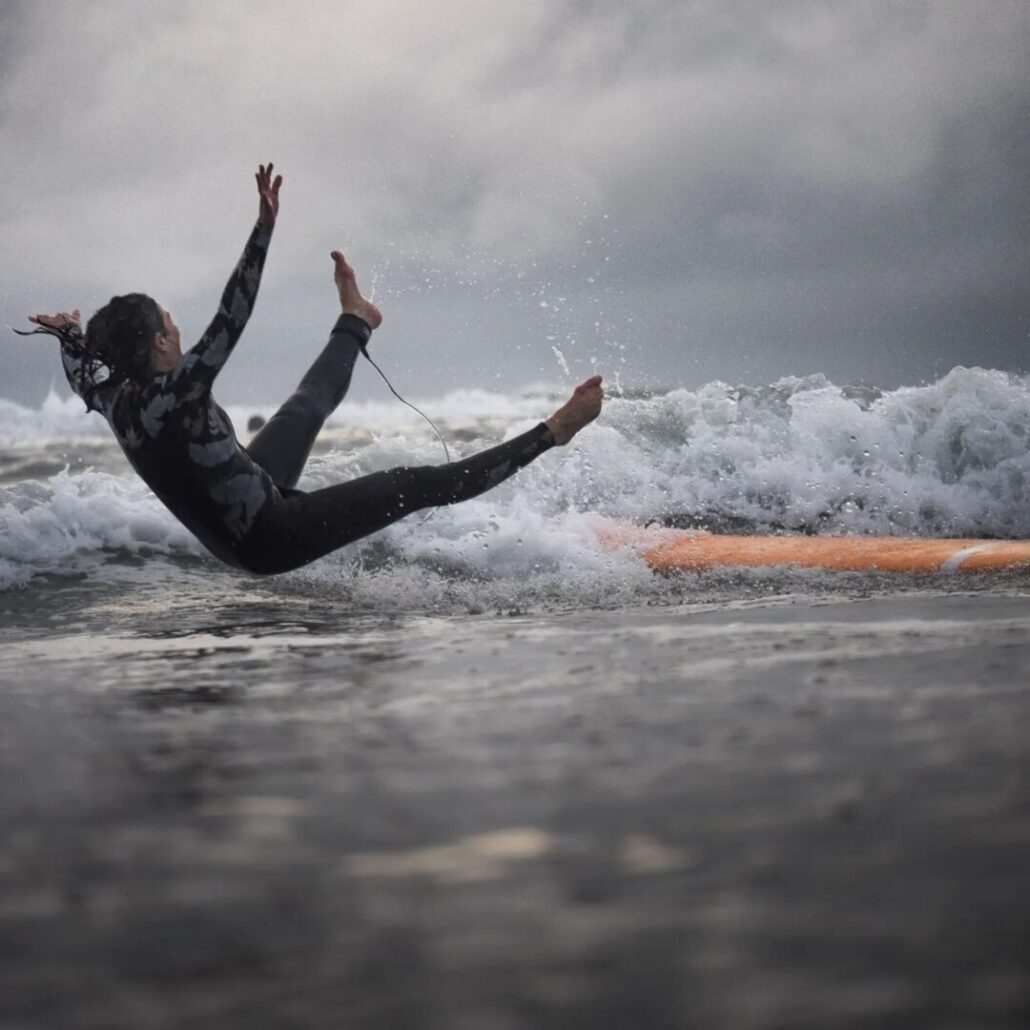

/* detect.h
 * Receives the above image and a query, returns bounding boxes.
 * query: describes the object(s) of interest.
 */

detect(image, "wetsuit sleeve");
[170,219,272,396]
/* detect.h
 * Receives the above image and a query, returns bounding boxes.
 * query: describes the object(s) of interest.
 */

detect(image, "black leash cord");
[359,345,451,464]
[359,345,451,526]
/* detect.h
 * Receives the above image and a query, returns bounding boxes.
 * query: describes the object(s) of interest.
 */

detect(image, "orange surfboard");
[597,523,1030,574]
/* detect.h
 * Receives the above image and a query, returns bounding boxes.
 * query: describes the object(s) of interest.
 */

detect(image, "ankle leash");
[359,343,451,527]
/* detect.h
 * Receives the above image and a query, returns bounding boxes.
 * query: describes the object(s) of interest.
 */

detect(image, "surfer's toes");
[546,375,604,445]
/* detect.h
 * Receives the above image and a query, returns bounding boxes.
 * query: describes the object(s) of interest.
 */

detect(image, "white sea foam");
[3,367,1030,597]
[0,468,199,589]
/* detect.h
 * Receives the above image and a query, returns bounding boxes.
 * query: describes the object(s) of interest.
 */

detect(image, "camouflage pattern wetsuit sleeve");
[169,221,273,401]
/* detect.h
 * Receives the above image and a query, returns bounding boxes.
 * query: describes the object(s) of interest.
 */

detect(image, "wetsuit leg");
[245,314,372,489]
[236,422,555,574]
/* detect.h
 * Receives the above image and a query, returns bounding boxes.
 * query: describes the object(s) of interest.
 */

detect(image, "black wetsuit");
[48,219,555,574]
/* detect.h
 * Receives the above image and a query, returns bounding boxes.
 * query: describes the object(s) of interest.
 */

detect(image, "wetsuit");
[45,219,555,574]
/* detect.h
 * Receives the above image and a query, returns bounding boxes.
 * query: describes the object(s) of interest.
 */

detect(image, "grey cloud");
[1,0,1028,405]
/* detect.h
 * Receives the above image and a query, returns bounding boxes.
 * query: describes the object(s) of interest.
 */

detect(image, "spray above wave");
[0,389,109,446]
[3,367,1030,594]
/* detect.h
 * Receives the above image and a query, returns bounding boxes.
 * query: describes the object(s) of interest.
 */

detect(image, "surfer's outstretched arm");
[173,164,282,396]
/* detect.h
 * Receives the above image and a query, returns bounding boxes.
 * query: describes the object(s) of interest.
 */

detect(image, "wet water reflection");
[1,585,1029,1027]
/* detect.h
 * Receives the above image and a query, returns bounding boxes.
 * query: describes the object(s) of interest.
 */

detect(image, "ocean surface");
[2,368,1029,1028]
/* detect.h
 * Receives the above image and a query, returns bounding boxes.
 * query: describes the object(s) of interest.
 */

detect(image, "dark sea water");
[2,373,1029,1027]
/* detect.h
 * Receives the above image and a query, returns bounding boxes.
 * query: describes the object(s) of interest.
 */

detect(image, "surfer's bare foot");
[331,250,383,329]
[546,375,604,445]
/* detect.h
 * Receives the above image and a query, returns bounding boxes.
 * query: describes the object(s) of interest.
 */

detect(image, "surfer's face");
[152,305,182,371]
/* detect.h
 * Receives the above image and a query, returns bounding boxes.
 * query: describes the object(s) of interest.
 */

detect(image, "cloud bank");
[2,0,1028,404]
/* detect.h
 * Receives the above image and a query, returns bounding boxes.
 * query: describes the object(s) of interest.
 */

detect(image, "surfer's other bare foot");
[331,250,383,329]
[546,375,604,445]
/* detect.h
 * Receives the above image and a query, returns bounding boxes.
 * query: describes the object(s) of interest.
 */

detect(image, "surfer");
[21,164,604,575]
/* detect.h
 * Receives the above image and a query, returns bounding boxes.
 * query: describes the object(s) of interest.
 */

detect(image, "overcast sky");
[1,0,1028,406]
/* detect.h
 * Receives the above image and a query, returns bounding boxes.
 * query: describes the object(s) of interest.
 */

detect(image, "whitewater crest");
[3,368,1030,594]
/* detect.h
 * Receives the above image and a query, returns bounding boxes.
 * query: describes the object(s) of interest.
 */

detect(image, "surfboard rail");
[596,521,1030,574]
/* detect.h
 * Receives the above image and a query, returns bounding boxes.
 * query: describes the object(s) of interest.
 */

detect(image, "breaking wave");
[3,367,1030,596]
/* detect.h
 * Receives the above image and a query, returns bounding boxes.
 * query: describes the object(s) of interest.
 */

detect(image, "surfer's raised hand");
[256,162,282,227]
[28,310,80,331]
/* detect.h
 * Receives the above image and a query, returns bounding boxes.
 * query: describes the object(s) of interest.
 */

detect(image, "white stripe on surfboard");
[941,544,995,572]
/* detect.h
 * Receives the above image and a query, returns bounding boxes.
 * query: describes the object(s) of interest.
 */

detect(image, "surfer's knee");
[277,390,323,425]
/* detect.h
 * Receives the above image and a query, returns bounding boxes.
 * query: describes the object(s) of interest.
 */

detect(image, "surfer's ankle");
[546,375,604,445]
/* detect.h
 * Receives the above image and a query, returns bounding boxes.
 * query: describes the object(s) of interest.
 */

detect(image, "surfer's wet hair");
[83,293,164,389]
